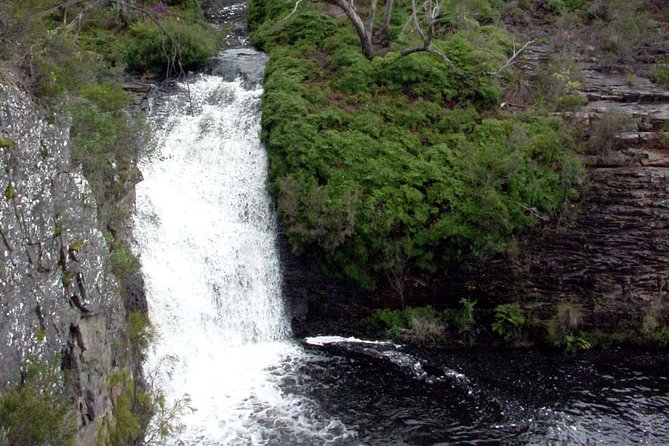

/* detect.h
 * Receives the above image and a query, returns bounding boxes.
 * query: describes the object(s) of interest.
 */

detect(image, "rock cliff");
[0,85,129,444]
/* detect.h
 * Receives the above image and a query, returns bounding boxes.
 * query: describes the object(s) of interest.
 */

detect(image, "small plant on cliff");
[101,313,192,446]
[364,306,446,344]
[0,136,15,149]
[587,110,636,154]
[491,303,526,345]
[0,359,76,446]
[110,241,140,283]
[650,65,669,88]
[546,302,591,352]
[449,299,477,346]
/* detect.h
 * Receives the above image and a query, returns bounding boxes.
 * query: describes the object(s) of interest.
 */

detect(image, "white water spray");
[133,51,354,445]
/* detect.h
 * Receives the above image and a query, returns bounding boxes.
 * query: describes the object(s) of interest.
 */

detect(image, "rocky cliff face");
[0,85,128,443]
[506,62,669,331]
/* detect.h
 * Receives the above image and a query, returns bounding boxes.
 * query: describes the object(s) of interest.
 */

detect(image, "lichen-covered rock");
[0,85,127,444]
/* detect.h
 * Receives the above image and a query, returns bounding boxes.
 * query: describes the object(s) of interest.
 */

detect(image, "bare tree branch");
[31,0,90,20]
[410,0,427,42]
[481,38,535,76]
[280,0,304,23]
[66,0,103,31]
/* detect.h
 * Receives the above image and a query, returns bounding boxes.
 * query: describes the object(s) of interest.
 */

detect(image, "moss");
[4,185,15,201]
[0,136,15,149]
[68,238,86,253]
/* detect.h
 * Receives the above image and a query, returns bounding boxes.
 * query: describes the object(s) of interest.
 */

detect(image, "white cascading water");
[133,50,354,445]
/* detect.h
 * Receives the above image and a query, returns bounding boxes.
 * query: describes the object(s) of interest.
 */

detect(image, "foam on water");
[134,64,354,445]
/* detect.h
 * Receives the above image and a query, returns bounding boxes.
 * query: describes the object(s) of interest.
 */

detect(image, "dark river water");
[280,339,669,445]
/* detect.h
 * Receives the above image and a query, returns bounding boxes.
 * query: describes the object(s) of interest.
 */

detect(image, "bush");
[364,306,446,344]
[650,65,669,88]
[120,19,219,74]
[110,241,140,282]
[491,303,526,344]
[586,0,657,66]
[0,361,76,446]
[448,299,477,346]
[251,0,582,289]
[546,302,590,352]
[588,110,636,154]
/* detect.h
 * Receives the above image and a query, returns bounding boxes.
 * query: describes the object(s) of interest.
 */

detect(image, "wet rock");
[207,48,269,87]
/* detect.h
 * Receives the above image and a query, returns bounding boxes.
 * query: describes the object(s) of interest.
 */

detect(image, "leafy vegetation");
[587,110,636,154]
[651,65,669,88]
[545,302,591,352]
[364,306,446,344]
[0,360,76,446]
[491,303,526,344]
[119,18,219,74]
[448,298,477,346]
[101,312,190,445]
[251,0,583,290]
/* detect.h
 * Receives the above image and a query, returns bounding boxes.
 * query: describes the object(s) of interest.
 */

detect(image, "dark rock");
[124,270,148,314]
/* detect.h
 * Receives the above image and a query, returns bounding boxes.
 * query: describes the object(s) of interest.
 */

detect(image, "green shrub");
[120,19,219,74]
[364,306,446,344]
[588,110,636,154]
[126,311,155,356]
[449,299,477,346]
[491,303,526,344]
[104,371,151,446]
[30,30,101,100]
[650,65,669,88]
[0,361,76,446]
[365,308,406,335]
[563,333,591,353]
[586,0,657,65]
[546,302,591,352]
[110,241,140,282]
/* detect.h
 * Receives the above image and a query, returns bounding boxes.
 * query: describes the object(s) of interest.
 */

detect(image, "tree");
[286,0,533,73]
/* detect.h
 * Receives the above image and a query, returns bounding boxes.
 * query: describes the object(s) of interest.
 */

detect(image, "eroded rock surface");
[0,85,127,443]
[489,51,669,331]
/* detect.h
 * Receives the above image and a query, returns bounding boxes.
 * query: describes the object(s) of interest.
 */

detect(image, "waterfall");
[133,49,354,445]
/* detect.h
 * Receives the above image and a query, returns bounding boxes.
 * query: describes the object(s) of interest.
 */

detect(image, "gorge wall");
[0,84,131,444]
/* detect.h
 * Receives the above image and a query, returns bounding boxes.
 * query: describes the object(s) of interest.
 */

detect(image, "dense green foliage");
[120,18,218,74]
[251,0,582,289]
[365,300,482,345]
[365,306,446,343]
[0,361,76,446]
[491,303,526,344]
